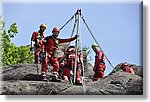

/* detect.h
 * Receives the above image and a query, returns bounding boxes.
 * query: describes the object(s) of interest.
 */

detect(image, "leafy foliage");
[0,18,33,65]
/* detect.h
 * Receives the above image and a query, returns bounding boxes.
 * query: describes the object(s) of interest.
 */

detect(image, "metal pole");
[76,10,86,94]
[60,14,75,30]
[73,9,80,84]
[58,13,78,64]
[37,64,40,75]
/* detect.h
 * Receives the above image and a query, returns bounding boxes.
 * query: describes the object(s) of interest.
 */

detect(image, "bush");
[0,18,33,65]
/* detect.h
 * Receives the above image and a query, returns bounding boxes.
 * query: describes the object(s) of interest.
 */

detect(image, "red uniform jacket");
[123,66,135,74]
[66,51,82,69]
[31,31,44,42]
[44,35,76,52]
[31,31,45,50]
[94,50,105,68]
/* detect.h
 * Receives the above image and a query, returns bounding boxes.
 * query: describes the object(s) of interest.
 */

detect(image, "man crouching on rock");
[41,27,77,81]
[92,43,106,81]
[121,62,135,74]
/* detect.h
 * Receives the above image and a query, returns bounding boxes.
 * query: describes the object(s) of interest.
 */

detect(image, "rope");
[80,14,114,69]
[60,14,75,30]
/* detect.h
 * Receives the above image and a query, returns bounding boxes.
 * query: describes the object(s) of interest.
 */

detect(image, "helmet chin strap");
[39,29,44,33]
[52,34,57,39]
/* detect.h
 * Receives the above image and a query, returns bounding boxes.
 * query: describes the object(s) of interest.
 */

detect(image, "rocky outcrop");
[59,70,142,95]
[0,81,71,95]
[0,63,143,95]
[111,63,143,77]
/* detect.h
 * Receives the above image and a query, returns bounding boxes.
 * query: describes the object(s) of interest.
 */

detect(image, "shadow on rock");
[21,74,43,81]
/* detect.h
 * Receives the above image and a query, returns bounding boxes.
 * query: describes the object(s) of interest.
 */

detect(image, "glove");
[70,70,74,76]
[40,51,45,59]
[30,47,33,51]
[30,47,35,54]
[75,34,79,39]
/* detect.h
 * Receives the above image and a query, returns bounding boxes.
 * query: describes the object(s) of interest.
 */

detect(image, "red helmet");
[52,27,60,33]
[124,62,128,66]
[67,46,76,53]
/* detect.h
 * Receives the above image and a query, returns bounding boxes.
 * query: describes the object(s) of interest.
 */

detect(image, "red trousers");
[34,48,41,64]
[93,64,105,81]
[63,68,81,81]
[41,52,59,74]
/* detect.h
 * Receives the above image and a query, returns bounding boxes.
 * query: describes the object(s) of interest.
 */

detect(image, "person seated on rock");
[91,43,106,81]
[62,45,83,85]
[121,62,135,74]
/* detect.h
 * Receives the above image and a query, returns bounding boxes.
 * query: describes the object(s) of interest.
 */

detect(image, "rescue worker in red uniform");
[122,62,135,74]
[31,24,46,64]
[63,46,83,85]
[92,43,106,81]
[41,27,77,80]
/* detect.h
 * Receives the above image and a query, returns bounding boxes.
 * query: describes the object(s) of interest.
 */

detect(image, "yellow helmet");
[40,24,46,29]
[92,43,98,49]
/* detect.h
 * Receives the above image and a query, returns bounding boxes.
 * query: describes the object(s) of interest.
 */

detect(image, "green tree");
[0,17,33,65]
[17,46,33,64]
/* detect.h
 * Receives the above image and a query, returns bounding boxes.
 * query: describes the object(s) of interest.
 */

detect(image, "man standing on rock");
[92,43,106,81]
[31,24,46,64]
[41,27,77,81]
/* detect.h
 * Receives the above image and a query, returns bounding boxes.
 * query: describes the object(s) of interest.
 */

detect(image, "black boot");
[50,72,61,82]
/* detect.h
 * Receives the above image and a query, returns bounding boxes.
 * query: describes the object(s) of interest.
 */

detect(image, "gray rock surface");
[0,63,143,95]
[59,70,142,95]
